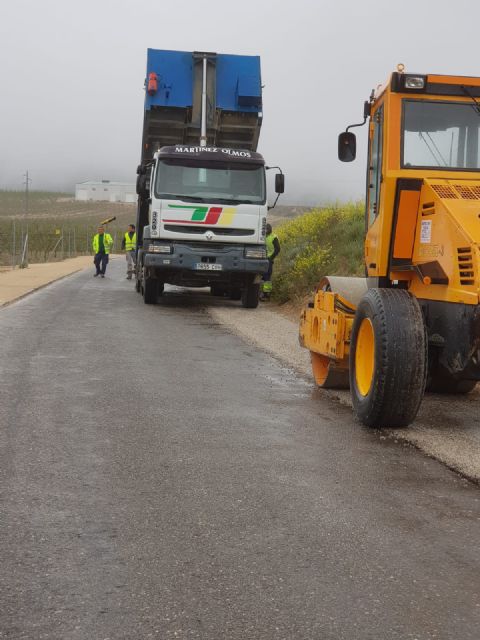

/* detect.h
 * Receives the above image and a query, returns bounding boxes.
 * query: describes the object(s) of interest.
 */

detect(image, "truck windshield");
[155,159,266,204]
[403,99,480,170]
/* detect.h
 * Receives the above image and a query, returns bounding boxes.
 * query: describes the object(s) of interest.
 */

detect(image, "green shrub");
[272,202,365,302]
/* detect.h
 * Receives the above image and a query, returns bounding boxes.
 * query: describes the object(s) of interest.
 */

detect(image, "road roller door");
[367,104,384,227]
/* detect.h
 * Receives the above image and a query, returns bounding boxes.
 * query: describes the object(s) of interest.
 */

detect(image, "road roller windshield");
[402,99,480,170]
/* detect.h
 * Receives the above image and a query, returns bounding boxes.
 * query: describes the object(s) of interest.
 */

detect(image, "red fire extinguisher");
[147,72,158,96]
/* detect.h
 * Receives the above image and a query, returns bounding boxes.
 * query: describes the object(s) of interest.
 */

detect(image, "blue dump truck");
[135,49,284,307]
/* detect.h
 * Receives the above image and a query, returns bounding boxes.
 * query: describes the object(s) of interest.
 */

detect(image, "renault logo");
[205,231,214,241]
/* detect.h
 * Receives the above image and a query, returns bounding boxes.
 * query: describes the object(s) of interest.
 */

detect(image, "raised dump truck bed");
[141,49,263,161]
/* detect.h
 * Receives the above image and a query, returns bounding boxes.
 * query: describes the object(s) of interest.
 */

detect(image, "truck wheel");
[241,282,260,309]
[427,372,477,394]
[230,288,242,301]
[349,288,427,428]
[143,277,157,305]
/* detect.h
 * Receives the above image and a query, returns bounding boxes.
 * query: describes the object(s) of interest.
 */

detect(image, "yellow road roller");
[300,66,480,427]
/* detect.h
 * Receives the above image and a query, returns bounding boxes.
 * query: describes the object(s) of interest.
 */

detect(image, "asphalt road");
[1,258,479,640]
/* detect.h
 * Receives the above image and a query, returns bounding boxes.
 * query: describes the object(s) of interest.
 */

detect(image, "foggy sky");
[2,0,480,205]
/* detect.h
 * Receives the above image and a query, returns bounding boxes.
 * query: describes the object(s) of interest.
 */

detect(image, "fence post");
[20,233,28,269]
[12,219,16,269]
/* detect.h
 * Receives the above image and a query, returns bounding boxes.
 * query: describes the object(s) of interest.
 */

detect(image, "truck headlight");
[245,247,267,259]
[148,243,172,253]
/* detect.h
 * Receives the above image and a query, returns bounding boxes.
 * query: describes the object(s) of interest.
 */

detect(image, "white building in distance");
[75,180,136,203]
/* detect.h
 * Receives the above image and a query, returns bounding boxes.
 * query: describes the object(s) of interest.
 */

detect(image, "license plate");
[195,263,222,271]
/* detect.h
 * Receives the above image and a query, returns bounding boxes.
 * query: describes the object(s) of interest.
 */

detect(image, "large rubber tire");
[143,277,158,305]
[349,288,427,428]
[211,286,226,297]
[241,282,260,309]
[427,372,477,394]
[230,288,242,301]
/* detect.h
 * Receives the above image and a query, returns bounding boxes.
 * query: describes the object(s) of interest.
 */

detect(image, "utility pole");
[24,170,31,217]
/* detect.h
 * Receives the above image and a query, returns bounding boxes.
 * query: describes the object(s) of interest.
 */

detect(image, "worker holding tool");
[92,225,113,278]
[122,224,137,280]
[261,223,281,300]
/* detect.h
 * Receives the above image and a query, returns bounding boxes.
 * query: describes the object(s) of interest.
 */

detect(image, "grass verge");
[272,202,365,304]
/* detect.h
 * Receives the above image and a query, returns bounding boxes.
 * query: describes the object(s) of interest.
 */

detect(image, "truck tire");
[143,277,158,305]
[427,372,477,394]
[135,262,142,292]
[230,288,242,301]
[349,288,427,428]
[211,286,226,297]
[241,282,260,309]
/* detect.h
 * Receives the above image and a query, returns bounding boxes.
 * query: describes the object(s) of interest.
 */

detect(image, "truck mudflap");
[143,243,268,276]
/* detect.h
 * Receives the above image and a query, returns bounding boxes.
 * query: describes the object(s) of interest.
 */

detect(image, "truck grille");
[164,224,254,236]
[176,242,230,251]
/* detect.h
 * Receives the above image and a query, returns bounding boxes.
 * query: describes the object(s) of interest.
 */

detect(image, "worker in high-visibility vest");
[92,225,113,278]
[122,224,137,280]
[261,223,281,300]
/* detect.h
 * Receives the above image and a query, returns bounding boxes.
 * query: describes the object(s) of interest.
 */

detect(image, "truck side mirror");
[338,131,356,162]
[275,173,285,194]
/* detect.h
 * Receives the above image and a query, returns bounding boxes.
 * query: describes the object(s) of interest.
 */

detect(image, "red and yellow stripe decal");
[163,205,236,226]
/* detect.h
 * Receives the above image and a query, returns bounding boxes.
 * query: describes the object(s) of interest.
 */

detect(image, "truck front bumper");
[143,242,268,276]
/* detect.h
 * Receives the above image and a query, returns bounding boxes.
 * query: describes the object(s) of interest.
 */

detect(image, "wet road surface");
[1,259,479,639]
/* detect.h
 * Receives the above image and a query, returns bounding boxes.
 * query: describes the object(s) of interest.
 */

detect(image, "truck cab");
[135,49,284,307]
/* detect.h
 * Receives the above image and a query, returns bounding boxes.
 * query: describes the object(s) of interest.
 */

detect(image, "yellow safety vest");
[92,233,113,254]
[266,233,278,259]
[124,232,137,251]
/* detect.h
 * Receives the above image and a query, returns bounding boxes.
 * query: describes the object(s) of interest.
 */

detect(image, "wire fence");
[0,221,122,269]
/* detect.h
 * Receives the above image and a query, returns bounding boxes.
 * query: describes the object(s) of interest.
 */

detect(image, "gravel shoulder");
[209,302,480,482]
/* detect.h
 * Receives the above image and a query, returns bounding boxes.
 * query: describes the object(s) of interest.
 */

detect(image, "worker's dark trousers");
[94,252,109,275]
[262,259,273,282]
[261,259,274,297]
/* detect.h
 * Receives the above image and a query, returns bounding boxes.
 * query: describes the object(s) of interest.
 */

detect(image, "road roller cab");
[300,66,480,427]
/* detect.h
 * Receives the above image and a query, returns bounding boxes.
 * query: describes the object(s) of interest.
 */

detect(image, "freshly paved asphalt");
[1,258,479,639]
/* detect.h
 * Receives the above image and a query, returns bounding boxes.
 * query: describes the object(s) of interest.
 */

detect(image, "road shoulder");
[0,256,93,307]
